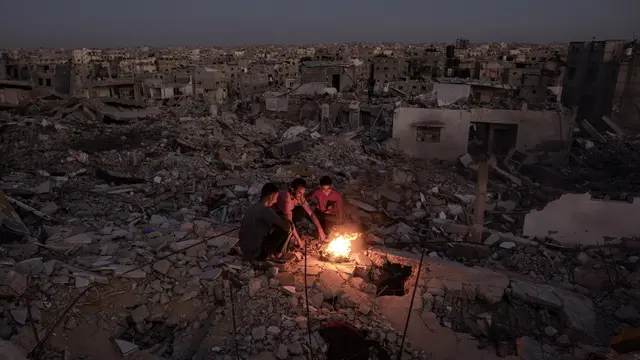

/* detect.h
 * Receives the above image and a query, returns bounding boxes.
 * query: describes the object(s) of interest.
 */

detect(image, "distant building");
[561,40,626,126]
[300,61,356,92]
[612,42,640,132]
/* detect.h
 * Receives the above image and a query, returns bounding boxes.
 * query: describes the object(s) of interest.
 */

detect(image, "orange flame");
[325,233,359,258]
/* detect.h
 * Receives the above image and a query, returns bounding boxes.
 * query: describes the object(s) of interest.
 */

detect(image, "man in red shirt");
[307,176,344,235]
[273,178,327,247]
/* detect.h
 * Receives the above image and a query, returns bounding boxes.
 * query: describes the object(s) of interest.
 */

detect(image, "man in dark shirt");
[307,176,344,235]
[273,178,327,247]
[239,183,292,261]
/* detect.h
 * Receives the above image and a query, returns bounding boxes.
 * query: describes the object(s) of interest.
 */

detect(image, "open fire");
[323,233,360,261]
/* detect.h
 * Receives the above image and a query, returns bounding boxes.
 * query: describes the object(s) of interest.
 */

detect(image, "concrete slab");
[523,193,640,246]
[377,295,501,360]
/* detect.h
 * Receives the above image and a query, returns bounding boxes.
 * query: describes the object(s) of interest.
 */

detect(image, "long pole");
[397,247,425,360]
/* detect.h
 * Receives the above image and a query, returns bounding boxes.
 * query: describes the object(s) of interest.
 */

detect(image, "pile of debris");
[0,94,639,360]
[567,133,640,196]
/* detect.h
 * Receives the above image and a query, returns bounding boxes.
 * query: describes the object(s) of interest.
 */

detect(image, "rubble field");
[1,95,640,360]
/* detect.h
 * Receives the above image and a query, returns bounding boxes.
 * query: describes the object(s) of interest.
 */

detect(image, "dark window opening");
[372,262,412,297]
[567,67,576,81]
[416,126,441,143]
[38,78,43,86]
[45,79,51,86]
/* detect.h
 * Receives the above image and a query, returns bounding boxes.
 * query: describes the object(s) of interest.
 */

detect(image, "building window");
[45,78,51,86]
[416,126,441,143]
[38,78,43,86]
[567,67,576,81]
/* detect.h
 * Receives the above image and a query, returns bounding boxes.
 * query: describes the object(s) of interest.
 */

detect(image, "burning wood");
[322,233,360,262]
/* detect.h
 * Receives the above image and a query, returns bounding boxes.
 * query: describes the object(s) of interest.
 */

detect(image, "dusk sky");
[0,0,638,48]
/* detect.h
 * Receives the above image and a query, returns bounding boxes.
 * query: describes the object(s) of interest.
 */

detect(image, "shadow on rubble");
[432,295,565,356]
[68,126,164,154]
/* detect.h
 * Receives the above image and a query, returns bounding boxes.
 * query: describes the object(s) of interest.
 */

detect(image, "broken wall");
[392,108,574,161]
[0,87,33,106]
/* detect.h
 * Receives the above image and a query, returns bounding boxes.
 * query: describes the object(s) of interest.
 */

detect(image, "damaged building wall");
[300,61,355,91]
[392,107,574,161]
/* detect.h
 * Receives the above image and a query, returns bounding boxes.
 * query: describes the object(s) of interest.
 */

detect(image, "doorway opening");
[468,122,518,156]
[331,74,341,90]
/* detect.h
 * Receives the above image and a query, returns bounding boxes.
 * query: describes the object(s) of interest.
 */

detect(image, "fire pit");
[319,233,360,263]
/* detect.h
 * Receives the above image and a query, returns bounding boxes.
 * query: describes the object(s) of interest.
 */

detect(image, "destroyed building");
[1,40,640,360]
[391,107,573,161]
[561,40,627,128]
[300,61,356,92]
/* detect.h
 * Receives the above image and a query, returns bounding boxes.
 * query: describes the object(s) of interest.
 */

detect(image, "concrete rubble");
[0,94,639,360]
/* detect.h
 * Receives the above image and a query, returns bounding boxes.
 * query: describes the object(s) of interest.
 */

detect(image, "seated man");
[307,176,344,235]
[239,183,292,261]
[274,178,327,246]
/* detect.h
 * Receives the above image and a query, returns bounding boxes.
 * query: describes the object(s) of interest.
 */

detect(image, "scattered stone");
[267,326,281,336]
[114,339,139,356]
[499,241,516,249]
[75,276,91,288]
[10,309,27,325]
[249,279,261,297]
[287,342,303,356]
[252,326,266,340]
[14,258,44,275]
[199,269,222,280]
[276,344,288,359]
[130,305,150,324]
[545,326,558,337]
[282,286,296,295]
[63,233,93,244]
[0,269,27,297]
[359,305,371,315]
[152,259,172,274]
[295,316,308,329]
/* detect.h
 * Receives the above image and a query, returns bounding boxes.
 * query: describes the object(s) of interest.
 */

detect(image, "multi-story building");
[561,40,626,125]
[370,56,408,84]
[612,42,640,132]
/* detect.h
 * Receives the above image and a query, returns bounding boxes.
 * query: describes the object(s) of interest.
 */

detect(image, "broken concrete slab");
[62,233,93,245]
[348,199,376,212]
[377,294,501,360]
[318,269,347,296]
[423,259,509,304]
[510,279,562,309]
[523,193,640,246]
[170,239,201,252]
[509,278,596,338]
[113,339,138,356]
[0,340,28,360]
[0,269,27,297]
[14,258,44,275]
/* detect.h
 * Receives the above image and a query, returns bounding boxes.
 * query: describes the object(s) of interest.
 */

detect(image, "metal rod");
[228,280,240,360]
[303,237,314,360]
[397,246,426,360]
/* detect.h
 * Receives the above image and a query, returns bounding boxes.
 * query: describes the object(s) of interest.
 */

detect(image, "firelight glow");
[325,233,359,258]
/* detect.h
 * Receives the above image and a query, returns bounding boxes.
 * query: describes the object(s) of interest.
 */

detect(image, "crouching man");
[274,178,327,247]
[239,183,292,261]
